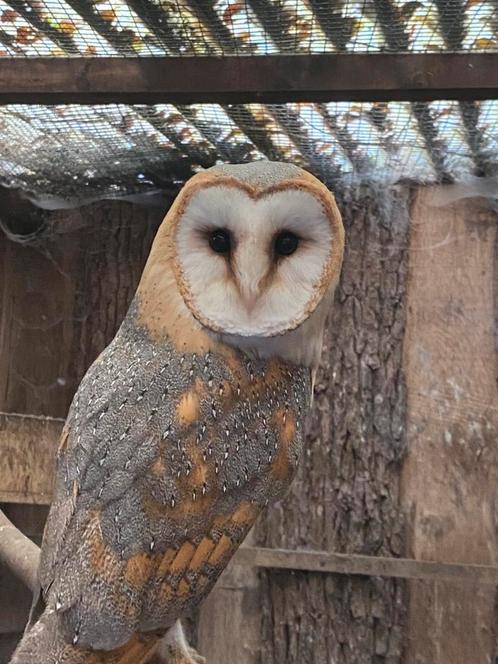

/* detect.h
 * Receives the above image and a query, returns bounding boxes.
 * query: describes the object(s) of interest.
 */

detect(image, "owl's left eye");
[209,229,231,254]
[274,230,299,257]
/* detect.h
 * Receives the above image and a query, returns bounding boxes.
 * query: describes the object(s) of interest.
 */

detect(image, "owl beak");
[235,241,266,313]
[237,273,263,312]
[240,287,260,312]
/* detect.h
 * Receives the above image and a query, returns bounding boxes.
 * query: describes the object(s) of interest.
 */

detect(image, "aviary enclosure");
[0,1,497,662]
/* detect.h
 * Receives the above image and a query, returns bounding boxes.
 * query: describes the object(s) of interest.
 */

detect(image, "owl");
[12,161,344,663]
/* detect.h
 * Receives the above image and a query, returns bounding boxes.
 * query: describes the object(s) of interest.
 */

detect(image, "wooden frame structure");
[0,54,497,105]
[6,411,498,588]
[1,5,498,654]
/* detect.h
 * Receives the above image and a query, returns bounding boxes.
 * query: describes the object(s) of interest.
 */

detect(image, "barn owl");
[12,161,344,663]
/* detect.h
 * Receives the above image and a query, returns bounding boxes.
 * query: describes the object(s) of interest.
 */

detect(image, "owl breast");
[49,303,311,645]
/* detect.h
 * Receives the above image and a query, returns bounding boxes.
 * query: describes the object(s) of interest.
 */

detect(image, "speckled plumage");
[12,161,344,663]
[40,303,310,650]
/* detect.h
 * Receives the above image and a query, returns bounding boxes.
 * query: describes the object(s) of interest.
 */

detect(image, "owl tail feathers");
[157,621,206,664]
[10,612,202,664]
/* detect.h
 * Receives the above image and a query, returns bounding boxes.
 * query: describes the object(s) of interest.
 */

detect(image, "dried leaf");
[100,9,117,21]
[223,3,243,24]
[433,107,452,118]
[297,28,311,39]
[474,37,498,49]
[166,114,184,124]
[1,10,18,23]
[16,26,39,44]
[58,20,76,34]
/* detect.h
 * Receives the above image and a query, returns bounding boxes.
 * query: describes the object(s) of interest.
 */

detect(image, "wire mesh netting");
[0,0,497,202]
[0,0,497,56]
[1,101,497,205]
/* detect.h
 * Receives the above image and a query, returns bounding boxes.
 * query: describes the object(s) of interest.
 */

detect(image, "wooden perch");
[0,508,40,594]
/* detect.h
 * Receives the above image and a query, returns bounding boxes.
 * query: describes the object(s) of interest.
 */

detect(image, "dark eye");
[274,231,299,257]
[209,229,231,254]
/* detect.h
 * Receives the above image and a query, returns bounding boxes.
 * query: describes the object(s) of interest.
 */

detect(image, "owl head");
[138,162,344,368]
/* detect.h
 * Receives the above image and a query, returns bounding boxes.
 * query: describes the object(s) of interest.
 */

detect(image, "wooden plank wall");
[1,186,497,663]
[0,198,165,660]
[401,189,498,663]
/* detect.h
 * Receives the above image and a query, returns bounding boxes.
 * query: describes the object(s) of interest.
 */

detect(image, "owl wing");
[39,340,264,652]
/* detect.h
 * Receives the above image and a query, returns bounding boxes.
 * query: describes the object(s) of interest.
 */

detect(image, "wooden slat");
[5,407,498,589]
[401,192,498,663]
[0,54,497,104]
[0,412,62,504]
[234,546,498,585]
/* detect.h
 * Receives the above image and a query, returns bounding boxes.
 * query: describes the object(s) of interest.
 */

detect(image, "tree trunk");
[255,185,411,664]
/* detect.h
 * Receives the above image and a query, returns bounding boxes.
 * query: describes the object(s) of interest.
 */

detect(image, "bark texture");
[255,185,411,664]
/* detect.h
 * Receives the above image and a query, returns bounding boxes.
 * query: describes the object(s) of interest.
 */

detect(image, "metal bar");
[186,0,239,55]
[175,104,258,163]
[0,54,496,105]
[0,28,22,53]
[459,100,494,177]
[235,546,498,585]
[269,104,341,176]
[247,0,293,52]
[134,106,218,168]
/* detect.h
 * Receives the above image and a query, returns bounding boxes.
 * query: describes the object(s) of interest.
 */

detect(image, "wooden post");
[401,188,498,663]
[196,532,261,664]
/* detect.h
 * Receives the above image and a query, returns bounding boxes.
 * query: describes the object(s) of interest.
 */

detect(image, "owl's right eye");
[209,229,231,254]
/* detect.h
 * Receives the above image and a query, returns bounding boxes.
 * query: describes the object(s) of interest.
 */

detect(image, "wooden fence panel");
[401,189,498,664]
[1,189,498,664]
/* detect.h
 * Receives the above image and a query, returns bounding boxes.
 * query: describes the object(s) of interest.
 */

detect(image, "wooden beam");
[234,546,498,585]
[0,412,62,504]
[0,54,496,105]
[4,412,498,588]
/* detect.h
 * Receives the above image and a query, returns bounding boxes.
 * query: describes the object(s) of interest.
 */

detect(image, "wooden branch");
[0,54,496,104]
[234,546,498,585]
[0,509,40,593]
